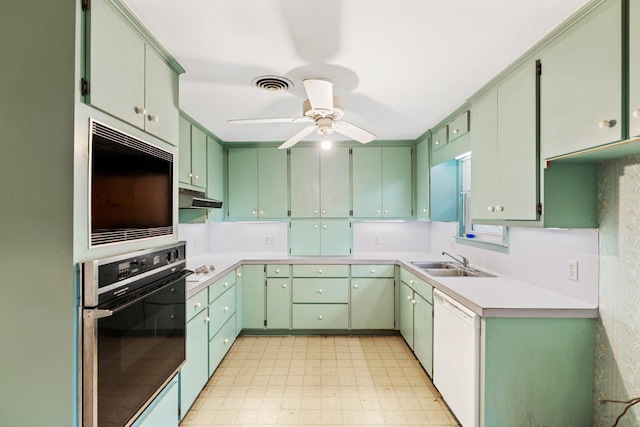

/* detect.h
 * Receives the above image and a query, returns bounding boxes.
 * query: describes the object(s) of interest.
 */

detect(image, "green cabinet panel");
[292,304,348,329]
[429,159,458,222]
[289,219,351,256]
[320,147,350,217]
[292,278,349,303]
[186,289,208,322]
[630,0,640,138]
[235,268,243,336]
[86,0,178,144]
[266,278,291,329]
[449,111,470,142]
[416,138,430,219]
[540,0,621,159]
[351,264,394,278]
[178,116,193,185]
[208,270,236,304]
[413,292,433,378]
[134,377,178,427]
[350,278,394,329]
[206,136,224,221]
[179,309,209,419]
[208,314,236,376]
[290,147,320,217]
[241,265,265,329]
[266,264,290,277]
[227,148,287,219]
[178,117,207,190]
[352,146,412,218]
[399,282,414,350]
[432,126,448,151]
[208,286,235,338]
[293,264,350,277]
[471,60,538,222]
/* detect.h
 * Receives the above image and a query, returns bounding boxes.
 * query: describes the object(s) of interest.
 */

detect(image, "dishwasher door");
[433,289,480,427]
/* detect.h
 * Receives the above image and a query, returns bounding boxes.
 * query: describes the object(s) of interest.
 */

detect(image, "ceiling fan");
[228,78,376,149]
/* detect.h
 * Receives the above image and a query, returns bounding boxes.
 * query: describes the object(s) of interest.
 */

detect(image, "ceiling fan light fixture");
[321,135,332,150]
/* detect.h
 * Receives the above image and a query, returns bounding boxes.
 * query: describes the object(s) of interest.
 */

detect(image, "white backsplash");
[353,221,431,253]
[207,222,288,255]
[430,221,598,304]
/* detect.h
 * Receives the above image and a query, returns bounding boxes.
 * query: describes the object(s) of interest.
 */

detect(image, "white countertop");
[185,251,598,319]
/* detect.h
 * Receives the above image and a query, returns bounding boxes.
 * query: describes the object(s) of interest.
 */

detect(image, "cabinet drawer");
[208,270,236,303]
[266,264,290,277]
[293,264,349,277]
[292,304,348,329]
[432,126,448,151]
[292,278,349,303]
[448,110,469,141]
[186,289,208,322]
[208,286,236,339]
[351,264,394,278]
[208,313,236,377]
[400,269,433,304]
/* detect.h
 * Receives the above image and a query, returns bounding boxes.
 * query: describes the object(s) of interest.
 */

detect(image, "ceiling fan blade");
[228,117,312,124]
[333,121,376,144]
[278,125,317,149]
[303,79,334,113]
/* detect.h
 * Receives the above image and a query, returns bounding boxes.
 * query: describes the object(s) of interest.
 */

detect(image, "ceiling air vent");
[252,75,293,93]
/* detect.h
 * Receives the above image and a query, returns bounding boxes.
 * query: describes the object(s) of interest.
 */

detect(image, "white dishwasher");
[433,289,480,427]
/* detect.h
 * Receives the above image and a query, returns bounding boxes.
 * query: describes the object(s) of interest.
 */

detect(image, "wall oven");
[80,242,191,427]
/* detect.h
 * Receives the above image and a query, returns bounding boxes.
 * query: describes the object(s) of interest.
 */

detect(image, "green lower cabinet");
[241,265,266,329]
[132,377,179,427]
[412,292,433,378]
[399,282,415,350]
[235,268,243,336]
[480,317,594,426]
[289,219,351,256]
[209,314,237,376]
[266,278,291,329]
[179,306,209,420]
[350,278,394,329]
[292,304,349,329]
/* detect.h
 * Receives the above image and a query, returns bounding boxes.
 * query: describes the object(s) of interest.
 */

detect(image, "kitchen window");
[457,153,509,252]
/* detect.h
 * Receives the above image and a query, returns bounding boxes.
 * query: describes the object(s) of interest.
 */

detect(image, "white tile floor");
[180,335,460,426]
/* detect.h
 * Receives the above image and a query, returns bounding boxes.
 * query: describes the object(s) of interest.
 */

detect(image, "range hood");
[178,188,223,209]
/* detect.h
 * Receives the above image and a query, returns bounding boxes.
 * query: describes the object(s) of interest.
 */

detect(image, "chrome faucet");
[442,251,470,268]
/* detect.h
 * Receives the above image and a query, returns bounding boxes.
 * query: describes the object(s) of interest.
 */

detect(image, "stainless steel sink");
[411,261,496,278]
[410,261,456,269]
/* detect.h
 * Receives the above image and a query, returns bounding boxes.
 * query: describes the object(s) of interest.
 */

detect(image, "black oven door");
[83,271,188,427]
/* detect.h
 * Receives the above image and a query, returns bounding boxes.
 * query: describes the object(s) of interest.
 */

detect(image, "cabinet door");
[235,268,243,336]
[290,147,320,217]
[320,219,351,256]
[413,292,433,378]
[179,309,209,418]
[320,147,350,217]
[266,278,291,329]
[289,219,320,256]
[382,146,412,218]
[351,278,394,329]
[496,61,538,221]
[352,147,382,217]
[432,126,448,151]
[630,0,640,137]
[178,116,193,185]
[88,0,145,129]
[430,159,458,222]
[416,138,430,219]
[540,0,621,159]
[470,90,499,220]
[190,126,207,190]
[257,148,288,218]
[144,46,179,143]
[399,282,414,350]
[135,378,178,427]
[241,265,265,329]
[206,137,224,221]
[227,148,258,219]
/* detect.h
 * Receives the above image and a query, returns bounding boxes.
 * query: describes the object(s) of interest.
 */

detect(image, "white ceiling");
[124,0,588,144]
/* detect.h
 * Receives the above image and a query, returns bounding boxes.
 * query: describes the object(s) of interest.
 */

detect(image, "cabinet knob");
[409,280,415,285]
[252,210,257,216]
[422,208,427,213]
[147,114,159,122]
[322,225,327,229]
[384,209,389,214]
[134,106,146,115]
[188,172,194,178]
[353,284,358,289]
[496,204,504,212]
[275,268,280,273]
[224,338,229,344]
[318,289,323,294]
[411,299,417,305]
[237,272,242,277]
[318,315,323,320]
[314,210,319,214]
[223,306,229,312]
[406,295,412,300]
[260,210,264,216]
[318,269,323,274]
[487,205,495,212]
[598,119,617,128]
[435,140,441,145]
[322,210,326,214]
[204,317,210,323]
[370,269,376,274]
[633,109,640,118]
[193,175,199,180]
[452,128,459,134]
[314,224,319,229]
[376,209,381,214]
[223,282,229,287]
[282,283,287,288]
[195,302,201,308]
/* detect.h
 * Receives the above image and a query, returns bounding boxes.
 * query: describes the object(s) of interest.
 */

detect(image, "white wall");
[430,222,598,304]
[353,221,431,253]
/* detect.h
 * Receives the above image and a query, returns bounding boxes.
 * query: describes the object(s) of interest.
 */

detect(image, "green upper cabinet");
[290,147,350,218]
[432,126,448,152]
[352,146,412,218]
[416,137,430,219]
[178,116,207,190]
[539,0,621,159]
[206,136,224,221]
[630,0,640,138]
[429,159,458,222]
[227,147,287,220]
[289,219,351,256]
[85,0,180,144]
[471,60,539,222]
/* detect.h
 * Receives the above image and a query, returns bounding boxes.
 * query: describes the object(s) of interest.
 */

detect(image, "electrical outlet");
[567,260,578,281]
[264,235,273,244]
[449,239,455,250]
[373,235,380,245]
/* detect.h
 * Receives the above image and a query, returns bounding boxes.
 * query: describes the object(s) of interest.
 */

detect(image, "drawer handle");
[204,317,210,323]
[318,269,323,274]
[318,315,323,320]
[237,272,242,277]
[452,128,459,134]
[282,283,287,288]
[409,280,415,285]
[353,284,358,289]
[195,302,201,308]
[223,282,229,287]
[370,269,376,274]
[223,306,229,312]
[318,289,323,294]
[275,268,280,273]
[223,338,229,344]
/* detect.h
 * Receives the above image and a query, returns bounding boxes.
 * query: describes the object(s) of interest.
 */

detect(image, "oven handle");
[84,269,193,318]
